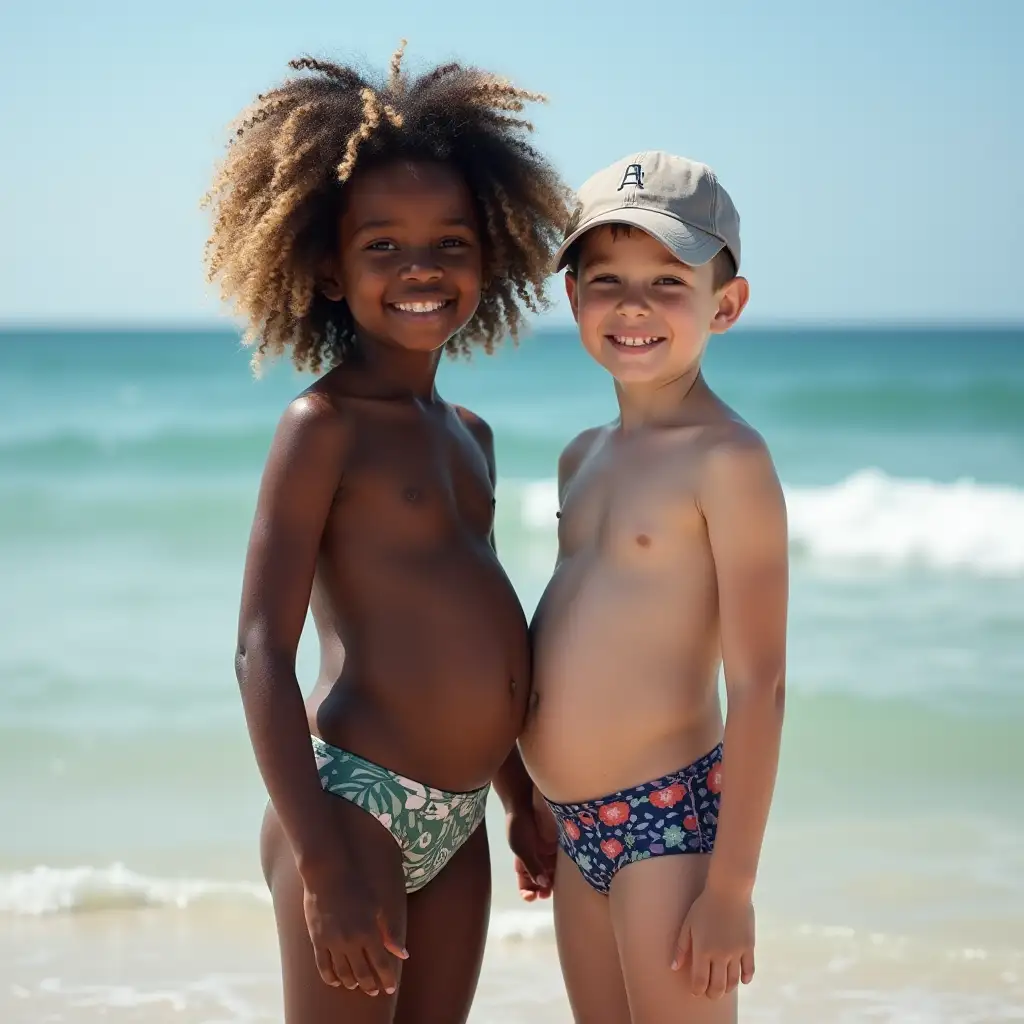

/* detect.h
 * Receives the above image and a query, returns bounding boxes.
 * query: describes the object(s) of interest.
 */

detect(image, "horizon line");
[2,317,1023,334]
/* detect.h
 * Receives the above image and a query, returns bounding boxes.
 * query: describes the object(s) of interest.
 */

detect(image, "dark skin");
[236,159,556,1024]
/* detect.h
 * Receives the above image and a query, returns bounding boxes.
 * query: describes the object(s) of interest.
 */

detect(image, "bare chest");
[333,409,494,544]
[558,445,705,564]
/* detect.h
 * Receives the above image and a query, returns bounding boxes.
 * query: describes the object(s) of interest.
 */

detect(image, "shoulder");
[453,404,496,477]
[695,419,785,520]
[558,425,605,488]
[263,385,354,483]
[277,385,350,442]
[453,404,494,449]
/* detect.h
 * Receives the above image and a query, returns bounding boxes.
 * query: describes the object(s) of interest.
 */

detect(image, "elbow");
[772,673,786,715]
[234,642,248,688]
[234,623,293,692]
[729,668,785,718]
[234,637,252,690]
[234,623,267,690]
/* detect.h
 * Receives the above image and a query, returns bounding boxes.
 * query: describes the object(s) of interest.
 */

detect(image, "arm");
[674,431,787,996]
[235,393,349,871]
[701,433,788,898]
[238,393,407,995]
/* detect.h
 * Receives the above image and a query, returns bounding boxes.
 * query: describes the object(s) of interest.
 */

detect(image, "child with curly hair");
[204,41,568,1023]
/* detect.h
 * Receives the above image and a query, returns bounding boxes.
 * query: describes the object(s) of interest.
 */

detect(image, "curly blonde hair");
[202,41,571,373]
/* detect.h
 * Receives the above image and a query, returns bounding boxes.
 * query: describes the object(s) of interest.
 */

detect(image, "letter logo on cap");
[617,164,644,191]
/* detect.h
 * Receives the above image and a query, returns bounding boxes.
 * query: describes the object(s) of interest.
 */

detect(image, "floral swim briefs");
[544,744,723,895]
[312,736,489,893]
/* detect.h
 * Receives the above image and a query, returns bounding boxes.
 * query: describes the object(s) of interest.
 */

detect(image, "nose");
[399,248,443,283]
[616,283,650,318]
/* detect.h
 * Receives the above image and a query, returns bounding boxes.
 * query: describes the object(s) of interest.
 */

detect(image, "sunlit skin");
[241,159,555,1024]
[520,224,787,1023]
[321,160,484,359]
[566,224,747,390]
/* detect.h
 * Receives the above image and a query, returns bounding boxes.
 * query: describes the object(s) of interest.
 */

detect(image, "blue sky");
[1,0,1020,326]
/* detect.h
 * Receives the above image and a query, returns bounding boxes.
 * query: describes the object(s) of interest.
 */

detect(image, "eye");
[439,237,470,248]
[365,240,397,251]
[654,276,685,286]
[589,274,619,284]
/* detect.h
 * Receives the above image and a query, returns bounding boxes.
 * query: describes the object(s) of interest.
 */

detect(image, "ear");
[709,276,750,335]
[564,271,580,324]
[318,256,345,303]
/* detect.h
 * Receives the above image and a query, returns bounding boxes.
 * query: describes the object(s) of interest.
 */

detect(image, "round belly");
[317,544,530,790]
[522,561,721,802]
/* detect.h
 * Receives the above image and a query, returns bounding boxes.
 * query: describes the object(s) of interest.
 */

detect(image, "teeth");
[612,335,660,347]
[393,300,448,313]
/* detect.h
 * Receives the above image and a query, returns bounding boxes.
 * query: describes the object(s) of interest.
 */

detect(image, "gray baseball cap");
[554,151,741,273]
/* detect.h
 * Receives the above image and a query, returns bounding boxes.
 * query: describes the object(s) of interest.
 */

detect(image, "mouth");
[389,299,454,315]
[607,334,666,351]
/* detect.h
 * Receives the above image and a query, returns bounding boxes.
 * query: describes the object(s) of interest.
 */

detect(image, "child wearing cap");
[517,152,788,1022]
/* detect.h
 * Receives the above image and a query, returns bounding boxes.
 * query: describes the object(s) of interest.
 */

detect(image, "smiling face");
[321,159,483,354]
[565,225,748,386]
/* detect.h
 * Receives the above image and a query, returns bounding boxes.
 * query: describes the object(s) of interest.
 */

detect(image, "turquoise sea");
[1,325,1023,1022]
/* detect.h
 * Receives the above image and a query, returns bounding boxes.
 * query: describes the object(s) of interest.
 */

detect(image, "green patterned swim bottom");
[311,736,490,893]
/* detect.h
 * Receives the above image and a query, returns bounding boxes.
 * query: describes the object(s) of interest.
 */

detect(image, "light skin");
[519,224,787,1023]
[237,159,552,1024]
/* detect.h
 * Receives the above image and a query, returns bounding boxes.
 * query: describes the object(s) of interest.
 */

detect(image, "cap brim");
[554,207,725,271]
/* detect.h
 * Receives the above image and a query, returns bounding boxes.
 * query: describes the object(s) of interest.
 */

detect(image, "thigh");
[393,821,491,1024]
[261,803,400,1024]
[553,849,631,1024]
[609,855,736,1024]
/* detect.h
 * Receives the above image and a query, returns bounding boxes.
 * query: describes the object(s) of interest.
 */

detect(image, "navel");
[636,533,651,548]
[403,486,421,503]
[555,510,562,519]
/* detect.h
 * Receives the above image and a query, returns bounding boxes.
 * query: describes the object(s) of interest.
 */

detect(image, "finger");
[365,937,400,996]
[706,956,728,1000]
[347,948,381,996]
[516,855,551,900]
[537,848,557,884]
[312,940,342,988]
[691,950,712,997]
[725,958,741,994]
[377,910,409,961]
[336,954,360,992]
[741,949,755,985]
[514,857,536,897]
[671,926,691,971]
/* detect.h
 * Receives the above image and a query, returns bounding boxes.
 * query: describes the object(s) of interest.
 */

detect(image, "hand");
[672,883,755,999]
[506,794,558,901]
[300,852,408,996]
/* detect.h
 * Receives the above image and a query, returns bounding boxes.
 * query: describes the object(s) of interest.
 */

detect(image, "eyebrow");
[583,256,693,272]
[352,216,475,233]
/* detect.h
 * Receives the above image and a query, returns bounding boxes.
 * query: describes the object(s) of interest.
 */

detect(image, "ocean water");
[1,325,1023,1023]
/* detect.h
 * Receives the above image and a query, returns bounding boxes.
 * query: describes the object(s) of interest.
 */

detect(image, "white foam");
[0,864,555,943]
[488,907,554,942]
[0,864,269,916]
[511,470,1024,576]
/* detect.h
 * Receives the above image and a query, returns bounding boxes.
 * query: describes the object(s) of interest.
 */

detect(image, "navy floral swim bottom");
[544,745,723,895]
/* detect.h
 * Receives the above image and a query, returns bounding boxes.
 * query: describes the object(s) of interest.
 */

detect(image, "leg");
[609,855,736,1024]
[553,849,631,1024]
[393,821,491,1024]
[261,802,403,1024]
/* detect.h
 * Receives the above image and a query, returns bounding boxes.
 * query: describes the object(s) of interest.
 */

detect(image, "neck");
[614,363,706,431]
[353,332,442,400]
